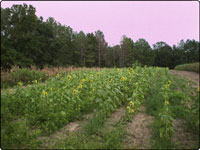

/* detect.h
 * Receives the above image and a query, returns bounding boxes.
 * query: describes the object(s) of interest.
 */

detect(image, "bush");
[10,68,47,85]
[174,62,199,73]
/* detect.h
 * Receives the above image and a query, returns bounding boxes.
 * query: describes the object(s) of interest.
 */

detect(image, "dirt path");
[170,70,199,88]
[41,106,126,148]
[37,113,93,148]
[122,106,153,149]
[170,70,199,148]
[172,119,199,149]
[104,106,125,130]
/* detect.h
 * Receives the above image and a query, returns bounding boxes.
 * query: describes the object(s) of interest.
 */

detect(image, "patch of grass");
[144,74,166,116]
[144,70,175,148]
[83,112,106,135]
[1,119,42,149]
[171,74,199,133]
[1,81,12,89]
[174,62,199,73]
[51,110,127,149]
[10,68,47,85]
[103,121,126,149]
[2,67,198,149]
[150,119,175,149]
[52,132,105,149]
[1,68,47,89]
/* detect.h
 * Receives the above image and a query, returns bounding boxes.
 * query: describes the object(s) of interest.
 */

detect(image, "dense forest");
[1,4,199,70]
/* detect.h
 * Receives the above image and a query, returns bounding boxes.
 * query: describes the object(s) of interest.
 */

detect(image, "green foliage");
[1,66,199,149]
[52,108,126,149]
[133,38,155,66]
[1,4,199,70]
[145,68,175,147]
[153,42,174,68]
[83,113,105,135]
[185,91,199,132]
[1,67,150,148]
[10,68,47,85]
[174,62,199,73]
[144,67,199,148]
[171,75,199,133]
[151,119,175,149]
[169,91,186,118]
[1,120,41,149]
[104,123,125,149]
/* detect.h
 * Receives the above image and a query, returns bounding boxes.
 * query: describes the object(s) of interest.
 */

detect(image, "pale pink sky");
[1,1,199,47]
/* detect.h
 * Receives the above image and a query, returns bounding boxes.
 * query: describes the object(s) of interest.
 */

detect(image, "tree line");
[1,4,199,71]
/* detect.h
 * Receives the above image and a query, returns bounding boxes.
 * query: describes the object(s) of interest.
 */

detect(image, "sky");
[1,1,199,47]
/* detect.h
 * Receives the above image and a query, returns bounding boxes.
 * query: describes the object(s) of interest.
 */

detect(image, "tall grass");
[174,62,199,73]
[1,66,100,89]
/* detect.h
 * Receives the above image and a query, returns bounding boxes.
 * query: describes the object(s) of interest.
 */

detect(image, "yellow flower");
[136,82,138,86]
[81,79,86,83]
[121,76,126,81]
[129,101,134,106]
[50,88,53,91]
[18,82,23,86]
[128,109,134,114]
[73,89,78,95]
[165,100,169,105]
[167,80,171,87]
[78,84,83,89]
[34,80,37,84]
[42,90,45,95]
[168,80,171,85]
[127,106,130,110]
[130,68,134,72]
[10,89,14,93]
[42,90,48,96]
[56,73,60,78]
[67,75,71,80]
[117,68,120,72]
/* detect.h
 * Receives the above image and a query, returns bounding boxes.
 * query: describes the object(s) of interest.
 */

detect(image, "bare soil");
[170,70,199,148]
[37,112,93,148]
[105,106,125,127]
[123,106,153,149]
[170,70,199,88]
[172,119,199,149]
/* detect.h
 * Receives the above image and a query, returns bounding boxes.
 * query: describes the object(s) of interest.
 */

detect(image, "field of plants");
[174,62,199,73]
[1,66,199,149]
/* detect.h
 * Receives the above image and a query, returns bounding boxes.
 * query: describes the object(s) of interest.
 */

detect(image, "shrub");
[10,68,47,85]
[174,62,199,73]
